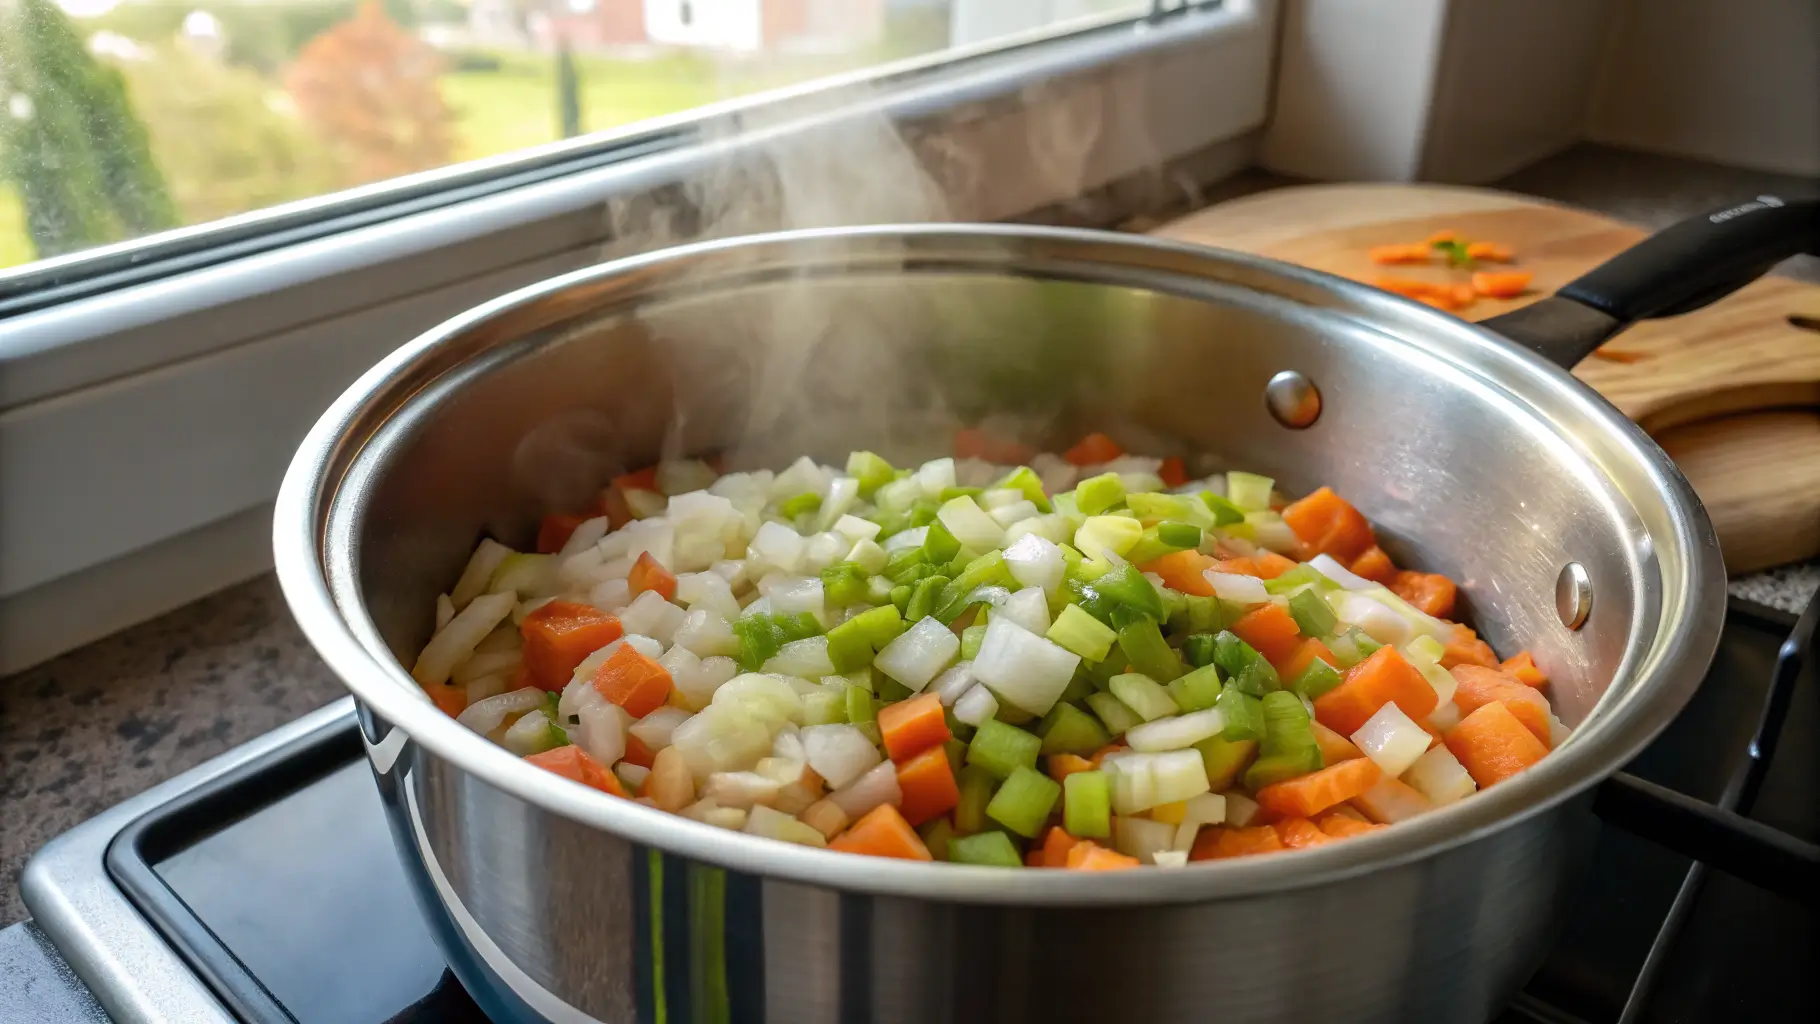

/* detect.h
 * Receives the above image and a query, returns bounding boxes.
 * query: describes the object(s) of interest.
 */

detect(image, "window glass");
[0,0,1150,272]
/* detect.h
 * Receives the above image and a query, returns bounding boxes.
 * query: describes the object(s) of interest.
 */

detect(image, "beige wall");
[1586,0,1820,177]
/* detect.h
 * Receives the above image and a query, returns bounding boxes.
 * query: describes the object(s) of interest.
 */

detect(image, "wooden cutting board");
[1151,183,1820,573]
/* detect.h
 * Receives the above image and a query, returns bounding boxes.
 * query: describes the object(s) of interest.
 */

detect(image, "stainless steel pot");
[275,197,1818,1023]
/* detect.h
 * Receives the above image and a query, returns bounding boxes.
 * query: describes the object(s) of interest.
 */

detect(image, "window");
[0,0,1271,672]
[0,0,1152,280]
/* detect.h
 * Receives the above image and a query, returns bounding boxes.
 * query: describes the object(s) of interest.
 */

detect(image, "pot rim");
[274,223,1725,906]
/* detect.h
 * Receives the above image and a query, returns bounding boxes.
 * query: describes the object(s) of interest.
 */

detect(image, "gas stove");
[10,597,1817,1024]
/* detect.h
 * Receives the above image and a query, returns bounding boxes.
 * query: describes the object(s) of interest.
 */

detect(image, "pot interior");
[336,230,1690,731]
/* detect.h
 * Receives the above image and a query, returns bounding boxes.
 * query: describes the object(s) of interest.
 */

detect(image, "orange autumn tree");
[284,3,454,185]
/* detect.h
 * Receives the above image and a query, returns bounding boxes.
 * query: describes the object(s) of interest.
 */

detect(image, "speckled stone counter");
[4,144,1818,929]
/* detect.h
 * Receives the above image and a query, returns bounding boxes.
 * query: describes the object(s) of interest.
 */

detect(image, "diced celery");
[733,614,785,671]
[1085,656,1124,691]
[1063,770,1112,839]
[1246,691,1320,788]
[1086,691,1143,735]
[922,520,962,564]
[1200,491,1246,526]
[1126,492,1191,522]
[1212,631,1280,695]
[1167,664,1222,712]
[1157,521,1202,549]
[948,830,1022,867]
[1182,633,1218,668]
[1092,565,1165,621]
[943,736,968,772]
[992,466,1052,512]
[1167,595,1222,636]
[1115,614,1183,684]
[1291,658,1345,700]
[845,685,877,725]
[919,817,956,862]
[905,574,949,622]
[1045,604,1118,661]
[954,765,998,833]
[932,551,1017,622]
[1407,634,1447,662]
[847,451,897,498]
[1287,589,1339,637]
[1039,702,1113,755]
[820,562,870,609]
[1075,473,1127,516]
[1215,683,1265,741]
[885,545,929,578]
[1244,753,1315,789]
[1193,735,1258,791]
[987,765,1062,837]
[876,675,914,703]
[890,585,912,612]
[1109,673,1178,722]
[1226,472,1275,512]
[779,492,822,519]
[826,605,904,672]
[967,719,1042,779]
[960,623,988,660]
[1263,564,1330,595]
[802,687,846,725]
[1055,671,1095,707]
[995,702,1036,727]
[1326,626,1376,668]
[1074,515,1144,563]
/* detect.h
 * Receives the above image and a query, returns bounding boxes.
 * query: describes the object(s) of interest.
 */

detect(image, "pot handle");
[1482,195,1820,369]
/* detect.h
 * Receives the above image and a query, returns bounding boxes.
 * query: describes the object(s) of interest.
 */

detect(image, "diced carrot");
[622,734,657,769]
[1039,827,1083,868]
[1391,570,1458,618]
[878,692,951,762]
[1417,718,1446,750]
[1047,753,1095,783]
[595,486,635,530]
[1063,432,1123,466]
[1417,295,1459,312]
[1368,243,1433,264]
[1025,849,1046,867]
[613,466,660,493]
[1274,817,1336,849]
[520,601,624,692]
[1425,230,1460,244]
[1313,645,1440,736]
[627,551,678,601]
[1211,556,1259,578]
[1088,744,1127,768]
[1190,825,1286,861]
[536,513,589,554]
[1440,626,1500,669]
[1446,701,1549,787]
[1471,270,1534,298]
[1352,776,1434,823]
[1255,757,1383,819]
[1157,456,1188,488]
[1231,603,1304,673]
[1140,549,1217,596]
[428,685,467,717]
[895,745,961,827]
[1450,666,1552,746]
[525,745,627,797]
[829,804,934,861]
[1251,551,1299,580]
[590,643,674,718]
[1451,284,1478,309]
[1066,841,1141,871]
[953,428,1035,465]
[1314,810,1384,838]
[1349,545,1398,585]
[1501,651,1548,688]
[1591,347,1650,364]
[1281,487,1377,563]
[1311,721,1363,763]
[1466,241,1514,262]
[1284,639,1339,684]
[1375,275,1453,301]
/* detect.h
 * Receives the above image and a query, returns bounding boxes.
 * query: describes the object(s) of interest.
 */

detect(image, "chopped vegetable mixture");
[414,433,1568,868]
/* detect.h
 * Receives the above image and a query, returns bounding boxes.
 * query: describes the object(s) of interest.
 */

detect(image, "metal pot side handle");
[1592,585,1820,909]
[1483,195,1820,370]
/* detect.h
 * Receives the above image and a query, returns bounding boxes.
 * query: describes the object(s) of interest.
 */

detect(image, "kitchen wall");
[1585,0,1820,178]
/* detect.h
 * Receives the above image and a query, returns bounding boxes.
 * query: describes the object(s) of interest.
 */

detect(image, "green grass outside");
[0,183,35,268]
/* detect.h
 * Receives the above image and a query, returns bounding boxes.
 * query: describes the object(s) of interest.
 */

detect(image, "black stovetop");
[43,599,1820,1023]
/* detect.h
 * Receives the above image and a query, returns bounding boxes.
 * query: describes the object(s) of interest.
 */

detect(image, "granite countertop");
[4,143,1818,929]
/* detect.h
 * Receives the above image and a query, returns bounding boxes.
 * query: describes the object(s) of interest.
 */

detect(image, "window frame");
[0,0,1277,673]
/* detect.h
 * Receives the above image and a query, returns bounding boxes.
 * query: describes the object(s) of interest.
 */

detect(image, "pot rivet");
[1556,562,1591,630]
[1264,370,1321,429]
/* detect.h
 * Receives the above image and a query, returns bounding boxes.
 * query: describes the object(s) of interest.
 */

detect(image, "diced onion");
[914,458,956,498]
[802,724,882,789]
[929,661,977,706]
[1350,702,1432,777]
[1427,700,1463,732]
[1150,749,1212,805]
[1401,745,1477,806]
[744,805,828,847]
[828,760,902,819]
[702,771,783,809]
[883,527,929,554]
[459,686,545,736]
[710,674,803,728]
[997,587,1051,636]
[833,513,881,544]
[1204,572,1269,606]
[971,619,1080,716]
[816,477,860,531]
[988,500,1041,531]
[1125,708,1226,752]
[1113,816,1176,864]
[1223,791,1260,827]
[672,609,740,659]
[873,615,961,692]
[500,709,557,755]
[1309,554,1374,591]
[434,594,455,631]
[1152,850,1188,868]
[1003,533,1065,594]
[765,636,838,679]
[450,539,512,610]
[952,684,999,726]
[630,706,692,750]
[1329,591,1416,646]
[573,696,628,766]
[619,590,686,645]
[749,521,806,574]
[938,495,1004,551]
[669,705,774,780]
[846,538,888,574]
[413,591,516,686]
[758,574,825,621]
